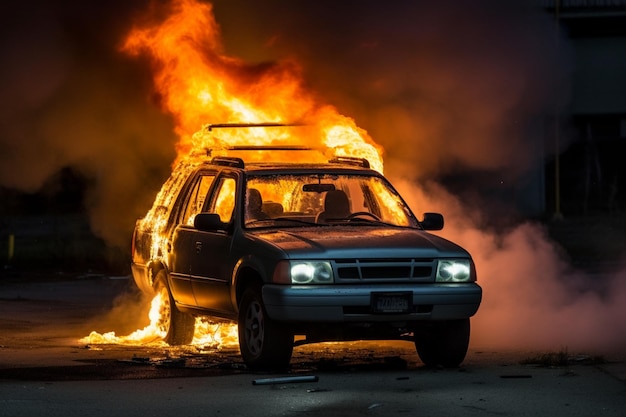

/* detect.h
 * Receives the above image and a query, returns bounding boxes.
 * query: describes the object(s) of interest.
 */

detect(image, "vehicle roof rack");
[211,156,245,168]
[328,156,370,169]
[225,145,314,151]
[206,122,301,131]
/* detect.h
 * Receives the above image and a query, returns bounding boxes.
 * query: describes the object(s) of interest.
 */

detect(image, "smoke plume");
[1,0,624,355]
[212,0,626,355]
[396,180,626,355]
[0,0,176,247]
[211,0,571,182]
[0,0,568,243]
[202,1,626,354]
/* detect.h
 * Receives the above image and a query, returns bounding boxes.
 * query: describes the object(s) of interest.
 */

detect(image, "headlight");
[436,259,473,282]
[290,261,334,284]
[272,260,334,284]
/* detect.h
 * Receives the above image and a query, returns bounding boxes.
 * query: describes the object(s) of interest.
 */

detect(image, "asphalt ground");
[0,273,624,382]
[1,274,625,417]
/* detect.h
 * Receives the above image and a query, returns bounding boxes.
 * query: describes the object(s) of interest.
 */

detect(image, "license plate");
[371,292,412,313]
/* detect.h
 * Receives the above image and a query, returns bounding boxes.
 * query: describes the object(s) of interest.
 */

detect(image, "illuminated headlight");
[436,259,473,282]
[290,261,334,284]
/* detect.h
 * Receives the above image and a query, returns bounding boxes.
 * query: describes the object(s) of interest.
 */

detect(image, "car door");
[189,174,238,315]
[169,172,216,307]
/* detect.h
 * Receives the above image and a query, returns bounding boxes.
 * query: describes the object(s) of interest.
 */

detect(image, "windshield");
[244,173,418,228]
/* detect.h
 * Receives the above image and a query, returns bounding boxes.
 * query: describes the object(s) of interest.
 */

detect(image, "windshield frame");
[242,170,420,230]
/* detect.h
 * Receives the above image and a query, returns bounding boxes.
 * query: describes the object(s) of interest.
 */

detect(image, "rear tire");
[238,286,293,371]
[414,319,470,368]
[153,270,195,345]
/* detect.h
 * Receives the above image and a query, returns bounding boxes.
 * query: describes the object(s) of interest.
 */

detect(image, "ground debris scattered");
[252,375,319,385]
[116,352,246,371]
[520,349,605,368]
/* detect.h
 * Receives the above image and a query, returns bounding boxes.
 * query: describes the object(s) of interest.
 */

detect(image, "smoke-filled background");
[1,0,624,354]
[0,0,175,248]
[1,0,568,244]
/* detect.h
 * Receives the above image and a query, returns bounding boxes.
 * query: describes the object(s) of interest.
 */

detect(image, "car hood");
[250,226,469,259]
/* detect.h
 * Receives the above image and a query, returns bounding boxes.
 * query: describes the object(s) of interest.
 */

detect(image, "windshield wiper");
[347,218,391,226]
[271,217,318,226]
[320,212,394,227]
[246,217,319,227]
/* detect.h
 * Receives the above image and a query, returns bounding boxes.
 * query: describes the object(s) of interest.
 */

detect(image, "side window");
[208,177,237,223]
[180,174,216,225]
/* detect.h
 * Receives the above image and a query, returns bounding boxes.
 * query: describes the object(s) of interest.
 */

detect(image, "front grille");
[334,258,434,282]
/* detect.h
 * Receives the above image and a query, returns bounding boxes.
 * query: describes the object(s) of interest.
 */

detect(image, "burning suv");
[131,145,482,370]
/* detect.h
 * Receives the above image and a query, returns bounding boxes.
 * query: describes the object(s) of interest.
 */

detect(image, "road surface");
[0,273,624,416]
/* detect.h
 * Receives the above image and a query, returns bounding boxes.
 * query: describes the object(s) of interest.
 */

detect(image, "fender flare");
[230,255,268,312]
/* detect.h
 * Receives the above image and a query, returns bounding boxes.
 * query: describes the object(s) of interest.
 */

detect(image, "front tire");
[414,319,470,368]
[238,286,293,371]
[153,270,195,345]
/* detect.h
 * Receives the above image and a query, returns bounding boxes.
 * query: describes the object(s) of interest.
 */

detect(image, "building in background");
[543,0,626,216]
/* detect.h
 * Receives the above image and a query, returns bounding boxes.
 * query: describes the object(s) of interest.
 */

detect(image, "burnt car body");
[131,149,482,370]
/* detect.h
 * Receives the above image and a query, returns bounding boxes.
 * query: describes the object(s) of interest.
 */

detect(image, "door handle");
[195,241,202,254]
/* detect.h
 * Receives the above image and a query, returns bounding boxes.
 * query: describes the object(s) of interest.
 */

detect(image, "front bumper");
[263,283,482,322]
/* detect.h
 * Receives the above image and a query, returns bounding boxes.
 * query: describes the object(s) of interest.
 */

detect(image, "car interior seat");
[262,201,284,218]
[246,188,269,221]
[316,189,351,223]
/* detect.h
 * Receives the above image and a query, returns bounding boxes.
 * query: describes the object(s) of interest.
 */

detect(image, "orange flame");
[80,292,239,348]
[83,0,387,348]
[129,0,386,263]
[122,0,383,170]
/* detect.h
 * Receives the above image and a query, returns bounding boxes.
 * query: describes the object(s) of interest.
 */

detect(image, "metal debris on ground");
[252,375,319,385]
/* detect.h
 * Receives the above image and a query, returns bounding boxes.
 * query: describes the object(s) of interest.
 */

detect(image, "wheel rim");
[244,299,264,357]
[156,284,172,338]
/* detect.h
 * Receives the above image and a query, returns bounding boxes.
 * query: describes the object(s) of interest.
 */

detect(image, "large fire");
[81,293,239,347]
[121,0,382,169]
[83,0,386,348]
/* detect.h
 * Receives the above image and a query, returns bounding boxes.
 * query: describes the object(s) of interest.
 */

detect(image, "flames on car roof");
[199,123,371,169]
[205,122,301,131]
[208,153,370,169]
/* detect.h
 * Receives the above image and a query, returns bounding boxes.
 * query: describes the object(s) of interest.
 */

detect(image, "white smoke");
[394,179,626,355]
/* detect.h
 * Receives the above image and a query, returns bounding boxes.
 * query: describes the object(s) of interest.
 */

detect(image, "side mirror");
[194,213,226,231]
[420,212,444,231]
